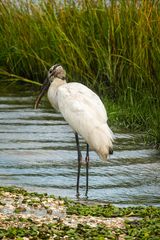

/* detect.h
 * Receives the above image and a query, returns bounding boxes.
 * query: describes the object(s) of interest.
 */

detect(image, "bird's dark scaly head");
[48,64,66,82]
[34,64,66,109]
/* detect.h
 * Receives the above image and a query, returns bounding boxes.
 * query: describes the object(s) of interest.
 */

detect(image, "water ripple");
[0,93,160,206]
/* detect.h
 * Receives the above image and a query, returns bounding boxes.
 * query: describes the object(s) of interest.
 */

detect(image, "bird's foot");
[76,192,80,199]
[85,191,88,199]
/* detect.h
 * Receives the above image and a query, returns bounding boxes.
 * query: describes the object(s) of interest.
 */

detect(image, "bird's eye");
[49,70,52,74]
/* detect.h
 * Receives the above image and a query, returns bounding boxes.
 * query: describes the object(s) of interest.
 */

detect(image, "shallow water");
[0,91,160,206]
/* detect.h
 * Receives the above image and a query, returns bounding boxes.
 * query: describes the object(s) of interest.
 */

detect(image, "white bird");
[34,64,113,197]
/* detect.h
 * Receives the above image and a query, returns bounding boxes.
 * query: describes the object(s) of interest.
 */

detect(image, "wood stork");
[34,64,113,197]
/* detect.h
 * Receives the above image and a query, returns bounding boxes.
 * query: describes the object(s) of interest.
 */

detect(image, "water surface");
[0,91,159,206]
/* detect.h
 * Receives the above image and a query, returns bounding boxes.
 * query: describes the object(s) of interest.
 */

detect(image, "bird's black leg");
[85,144,89,197]
[75,132,82,198]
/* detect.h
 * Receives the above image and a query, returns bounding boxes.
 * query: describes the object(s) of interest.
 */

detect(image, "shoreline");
[0,186,159,239]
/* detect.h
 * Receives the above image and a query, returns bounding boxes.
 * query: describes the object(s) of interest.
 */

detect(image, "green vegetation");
[66,201,160,218]
[0,222,123,240]
[0,186,160,239]
[0,0,159,146]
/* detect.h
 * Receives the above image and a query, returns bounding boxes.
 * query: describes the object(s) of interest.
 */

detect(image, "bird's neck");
[47,77,66,111]
[51,77,67,89]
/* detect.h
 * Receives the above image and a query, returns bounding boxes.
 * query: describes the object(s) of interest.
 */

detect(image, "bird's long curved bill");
[34,78,50,109]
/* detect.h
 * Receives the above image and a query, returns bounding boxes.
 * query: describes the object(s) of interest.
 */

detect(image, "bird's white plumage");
[48,79,113,160]
[35,64,113,196]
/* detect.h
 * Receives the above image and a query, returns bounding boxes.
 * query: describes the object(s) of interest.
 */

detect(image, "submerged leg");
[85,144,89,197]
[75,132,82,197]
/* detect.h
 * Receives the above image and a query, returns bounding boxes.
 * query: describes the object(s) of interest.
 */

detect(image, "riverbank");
[0,186,159,239]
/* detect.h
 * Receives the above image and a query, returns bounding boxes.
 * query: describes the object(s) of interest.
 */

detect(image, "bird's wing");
[56,82,108,138]
[58,82,107,122]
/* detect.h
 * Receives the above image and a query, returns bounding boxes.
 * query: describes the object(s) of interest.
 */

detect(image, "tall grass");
[0,0,159,146]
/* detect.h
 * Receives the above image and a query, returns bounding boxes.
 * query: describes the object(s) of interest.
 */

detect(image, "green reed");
[0,0,159,146]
